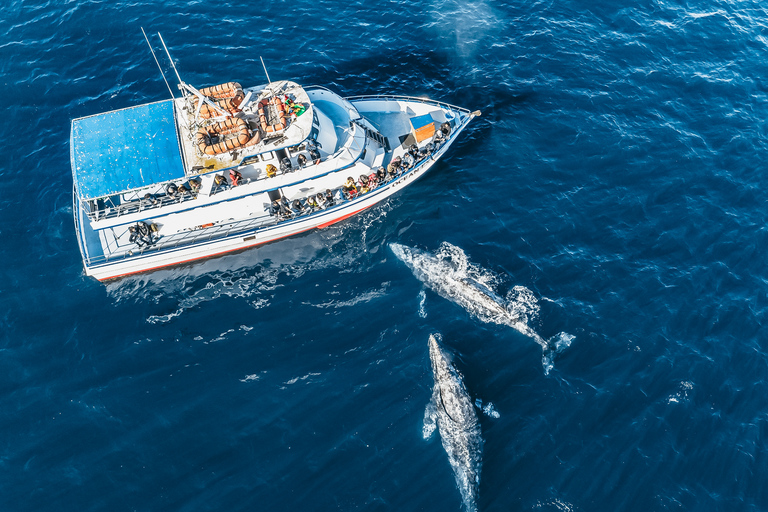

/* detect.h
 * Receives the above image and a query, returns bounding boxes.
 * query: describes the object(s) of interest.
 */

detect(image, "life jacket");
[229,170,242,187]
[266,164,277,178]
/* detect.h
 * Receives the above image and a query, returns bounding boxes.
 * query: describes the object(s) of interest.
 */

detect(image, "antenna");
[141,27,175,99]
[260,56,272,86]
[158,32,185,95]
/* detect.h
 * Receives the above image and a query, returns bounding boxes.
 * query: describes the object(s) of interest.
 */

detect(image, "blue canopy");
[70,100,186,201]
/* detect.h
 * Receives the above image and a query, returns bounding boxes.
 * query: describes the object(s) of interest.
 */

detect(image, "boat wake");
[391,242,573,374]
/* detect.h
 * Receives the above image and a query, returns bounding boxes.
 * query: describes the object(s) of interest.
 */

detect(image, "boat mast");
[141,27,175,99]
[158,32,186,97]
[260,56,272,85]
[261,56,276,95]
[151,31,230,119]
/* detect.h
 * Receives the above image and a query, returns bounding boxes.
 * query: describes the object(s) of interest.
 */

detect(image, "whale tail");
[541,332,575,375]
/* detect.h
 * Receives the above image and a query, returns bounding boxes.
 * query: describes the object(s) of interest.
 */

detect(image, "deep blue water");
[2,0,768,510]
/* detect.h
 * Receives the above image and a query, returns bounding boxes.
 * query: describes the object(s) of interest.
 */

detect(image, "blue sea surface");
[2,0,768,510]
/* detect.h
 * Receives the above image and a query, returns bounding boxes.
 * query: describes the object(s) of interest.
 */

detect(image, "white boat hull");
[81,122,469,281]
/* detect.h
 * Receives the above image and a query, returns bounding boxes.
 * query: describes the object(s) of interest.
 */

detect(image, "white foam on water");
[418,289,427,318]
[423,401,437,439]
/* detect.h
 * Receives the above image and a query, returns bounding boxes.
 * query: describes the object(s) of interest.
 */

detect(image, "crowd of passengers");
[136,144,318,210]
[269,138,443,221]
[133,122,451,214]
[122,123,452,244]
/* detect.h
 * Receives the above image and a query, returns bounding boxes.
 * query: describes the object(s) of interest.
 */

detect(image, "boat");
[70,63,480,281]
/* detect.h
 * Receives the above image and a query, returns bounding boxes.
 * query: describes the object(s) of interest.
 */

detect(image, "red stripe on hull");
[97,205,372,281]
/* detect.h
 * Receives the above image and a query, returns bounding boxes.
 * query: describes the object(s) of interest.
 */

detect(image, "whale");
[424,334,482,512]
[390,242,546,346]
[391,242,573,373]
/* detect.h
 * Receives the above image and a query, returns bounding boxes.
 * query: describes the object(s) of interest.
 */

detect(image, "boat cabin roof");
[71,81,318,202]
[70,100,186,202]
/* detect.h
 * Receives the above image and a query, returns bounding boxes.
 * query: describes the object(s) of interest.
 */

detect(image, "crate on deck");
[410,114,437,143]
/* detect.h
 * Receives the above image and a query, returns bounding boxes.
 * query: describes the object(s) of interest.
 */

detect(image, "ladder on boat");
[354,120,389,151]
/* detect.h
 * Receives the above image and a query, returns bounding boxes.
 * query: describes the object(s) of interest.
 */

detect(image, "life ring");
[257,96,287,133]
[194,82,245,119]
[195,117,251,156]
[199,82,242,99]
[198,93,245,119]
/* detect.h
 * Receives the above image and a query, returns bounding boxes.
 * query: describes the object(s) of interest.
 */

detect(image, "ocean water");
[2,0,768,510]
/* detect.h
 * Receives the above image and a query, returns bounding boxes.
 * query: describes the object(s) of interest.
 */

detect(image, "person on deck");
[358,175,370,194]
[291,199,305,216]
[342,177,358,199]
[188,178,202,195]
[401,152,415,170]
[143,193,160,207]
[213,174,227,193]
[387,156,402,176]
[325,189,335,207]
[166,183,179,200]
[229,169,243,187]
[376,166,387,183]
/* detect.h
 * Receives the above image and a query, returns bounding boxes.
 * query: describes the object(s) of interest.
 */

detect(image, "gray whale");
[425,334,482,512]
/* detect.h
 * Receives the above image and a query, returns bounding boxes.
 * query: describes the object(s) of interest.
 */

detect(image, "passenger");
[229,169,243,187]
[408,144,419,158]
[213,174,227,192]
[297,153,307,169]
[188,178,202,194]
[280,157,293,174]
[342,177,358,199]
[376,166,387,183]
[129,222,153,248]
[432,128,446,145]
[143,193,160,207]
[325,189,335,207]
[367,173,378,190]
[276,197,292,219]
[309,148,321,164]
[306,195,319,211]
[266,164,278,178]
[401,152,415,170]
[291,199,305,215]
[358,174,370,193]
[440,121,451,137]
[315,192,326,209]
[387,156,402,176]
[270,199,282,216]
[128,225,140,246]
[166,183,179,199]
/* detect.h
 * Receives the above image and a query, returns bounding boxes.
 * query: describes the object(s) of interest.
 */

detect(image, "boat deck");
[175,80,315,174]
[72,85,476,278]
